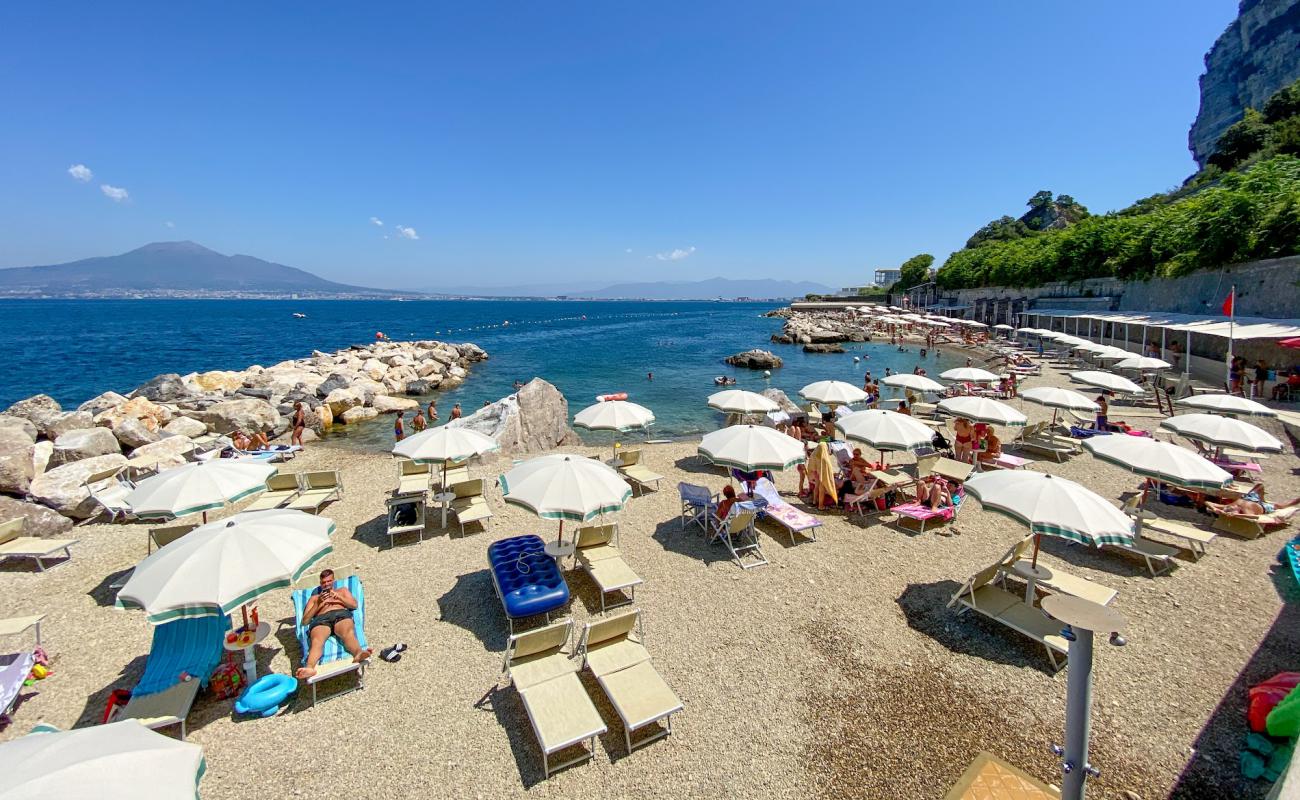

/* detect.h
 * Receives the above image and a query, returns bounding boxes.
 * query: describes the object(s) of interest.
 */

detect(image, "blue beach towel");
[292,575,367,667]
[133,614,230,697]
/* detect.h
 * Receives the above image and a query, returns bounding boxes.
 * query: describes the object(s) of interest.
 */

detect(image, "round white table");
[1010,561,1053,604]
[433,492,456,528]
[223,620,271,685]
[544,540,575,563]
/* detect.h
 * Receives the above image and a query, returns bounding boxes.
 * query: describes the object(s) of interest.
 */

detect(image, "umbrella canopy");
[1114,356,1172,371]
[961,320,989,328]
[939,367,1001,383]
[0,720,205,800]
[1083,436,1233,490]
[392,424,500,464]
[1159,413,1284,454]
[573,400,656,433]
[125,461,277,520]
[499,454,632,523]
[706,390,779,415]
[965,471,1134,547]
[1175,393,1278,417]
[881,373,947,393]
[117,509,334,624]
[1069,370,1145,394]
[698,425,806,471]
[1071,342,1111,353]
[836,409,934,451]
[936,396,1028,427]
[1092,349,1133,362]
[923,319,951,328]
[1021,386,1100,412]
[799,380,868,406]
[993,324,1014,331]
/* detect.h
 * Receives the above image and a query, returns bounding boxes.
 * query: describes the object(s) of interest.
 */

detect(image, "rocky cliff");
[1189,0,1300,167]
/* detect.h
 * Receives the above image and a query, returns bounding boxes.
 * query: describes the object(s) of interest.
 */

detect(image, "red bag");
[1248,672,1300,732]
[208,659,244,701]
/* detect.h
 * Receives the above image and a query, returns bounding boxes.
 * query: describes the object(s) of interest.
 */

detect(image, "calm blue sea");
[0,299,962,446]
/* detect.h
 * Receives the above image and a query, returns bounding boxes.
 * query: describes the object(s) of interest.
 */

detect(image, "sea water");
[1,299,963,446]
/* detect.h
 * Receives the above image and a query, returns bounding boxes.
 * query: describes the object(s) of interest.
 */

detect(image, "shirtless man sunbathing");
[297,569,372,679]
[1206,497,1300,518]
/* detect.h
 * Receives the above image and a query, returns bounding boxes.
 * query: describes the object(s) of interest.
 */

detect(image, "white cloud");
[164,221,175,228]
[655,246,695,261]
[396,225,419,240]
[68,164,93,182]
[370,217,384,226]
[100,184,129,202]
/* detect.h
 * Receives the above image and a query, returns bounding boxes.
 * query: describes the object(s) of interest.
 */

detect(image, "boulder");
[372,395,419,413]
[760,388,802,414]
[362,358,387,381]
[405,379,434,395]
[457,343,489,361]
[0,428,36,495]
[194,399,282,435]
[161,416,208,438]
[0,415,37,442]
[31,441,52,477]
[77,391,130,416]
[111,416,161,449]
[41,410,95,440]
[29,453,128,519]
[448,378,579,454]
[339,406,379,424]
[194,370,245,393]
[0,495,74,538]
[315,403,333,430]
[316,373,351,397]
[236,387,274,400]
[351,379,386,403]
[51,427,122,467]
[4,394,62,432]
[325,387,363,416]
[95,396,173,432]
[415,362,443,379]
[132,373,193,403]
[803,343,845,354]
[725,349,784,369]
[129,437,197,470]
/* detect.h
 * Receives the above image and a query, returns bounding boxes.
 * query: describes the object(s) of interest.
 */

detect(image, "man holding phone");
[297,568,371,679]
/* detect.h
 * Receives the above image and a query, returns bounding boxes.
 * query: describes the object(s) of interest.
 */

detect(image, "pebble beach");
[2,346,1298,800]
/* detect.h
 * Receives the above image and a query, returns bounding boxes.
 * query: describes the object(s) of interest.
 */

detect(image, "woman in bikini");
[953,417,973,463]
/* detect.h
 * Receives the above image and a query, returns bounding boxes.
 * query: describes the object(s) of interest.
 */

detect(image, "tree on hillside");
[1210,108,1271,171]
[965,216,1032,248]
[1263,79,1300,124]
[897,253,934,289]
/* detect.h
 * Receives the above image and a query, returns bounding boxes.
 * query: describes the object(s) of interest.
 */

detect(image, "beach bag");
[1248,673,1300,732]
[209,658,244,700]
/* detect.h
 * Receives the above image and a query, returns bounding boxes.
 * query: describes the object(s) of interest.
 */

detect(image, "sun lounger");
[234,444,301,462]
[678,482,719,533]
[575,524,642,614]
[85,471,137,524]
[386,492,427,547]
[0,616,43,722]
[114,613,229,739]
[890,502,957,534]
[1133,515,1216,559]
[947,564,1068,671]
[242,473,302,511]
[1106,535,1179,576]
[577,610,683,757]
[945,751,1060,800]
[433,464,470,490]
[504,619,607,779]
[148,522,198,555]
[1212,505,1299,539]
[750,478,821,544]
[1013,422,1078,462]
[395,459,431,496]
[993,537,1118,606]
[918,457,973,484]
[285,470,343,514]
[981,452,1033,470]
[709,510,767,569]
[489,535,570,633]
[0,518,78,571]
[616,449,663,496]
[117,677,202,739]
[449,477,492,535]
[292,574,368,705]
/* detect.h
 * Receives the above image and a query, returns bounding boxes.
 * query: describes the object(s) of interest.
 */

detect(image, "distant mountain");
[0,241,396,297]
[429,281,608,298]
[583,277,834,300]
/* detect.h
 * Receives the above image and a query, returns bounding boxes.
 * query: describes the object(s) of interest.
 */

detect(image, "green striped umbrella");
[697,424,807,471]
[499,454,632,544]
[1082,435,1233,490]
[125,460,277,522]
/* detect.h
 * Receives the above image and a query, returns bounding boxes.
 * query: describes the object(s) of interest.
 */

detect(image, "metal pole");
[1060,627,1096,800]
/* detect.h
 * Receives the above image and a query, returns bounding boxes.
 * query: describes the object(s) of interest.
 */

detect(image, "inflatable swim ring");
[234,673,297,718]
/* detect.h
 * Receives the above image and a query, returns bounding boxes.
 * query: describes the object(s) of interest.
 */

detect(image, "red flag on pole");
[1221,289,1235,317]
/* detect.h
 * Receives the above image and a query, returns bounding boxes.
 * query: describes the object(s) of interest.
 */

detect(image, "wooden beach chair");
[947,563,1068,671]
[0,518,78,571]
[242,473,302,511]
[616,449,663,496]
[503,619,607,779]
[449,478,492,535]
[577,610,684,757]
[574,523,642,613]
[394,459,431,496]
[285,470,343,514]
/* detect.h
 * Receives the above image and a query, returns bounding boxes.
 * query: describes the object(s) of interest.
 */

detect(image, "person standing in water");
[451,403,462,420]
[394,412,405,442]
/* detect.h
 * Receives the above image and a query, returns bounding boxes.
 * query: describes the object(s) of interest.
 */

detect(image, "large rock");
[129,437,197,470]
[51,427,122,467]
[725,349,784,369]
[41,410,95,440]
[316,373,351,397]
[161,416,208,438]
[29,453,128,519]
[372,395,419,413]
[0,495,74,537]
[803,343,845,354]
[4,394,62,431]
[31,441,52,477]
[95,396,173,433]
[0,428,36,495]
[339,406,379,424]
[132,373,193,403]
[194,370,245,393]
[194,399,282,435]
[77,391,130,416]
[448,378,579,455]
[405,379,434,395]
[760,388,802,414]
[0,415,37,442]
[111,416,161,449]
[325,388,363,417]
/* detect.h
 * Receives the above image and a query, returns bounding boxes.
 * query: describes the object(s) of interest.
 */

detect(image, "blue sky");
[0,2,1237,290]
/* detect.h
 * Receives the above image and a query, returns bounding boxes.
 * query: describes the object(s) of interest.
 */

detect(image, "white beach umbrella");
[1175,393,1278,418]
[1092,349,1133,362]
[993,324,1014,331]
[965,471,1135,566]
[1071,341,1110,353]
[961,320,989,328]
[882,374,947,393]
[939,367,1001,383]
[923,319,951,328]
[573,400,656,433]
[1069,371,1145,394]
[800,380,868,406]
[1015,327,1039,334]
[1021,385,1101,428]
[698,425,807,472]
[0,720,206,800]
[1082,436,1233,491]
[937,396,1028,427]
[500,454,632,544]
[1114,356,1172,372]
[117,509,335,624]
[125,460,277,521]
[707,390,779,415]
[835,409,935,453]
[393,424,500,486]
[1159,413,1284,454]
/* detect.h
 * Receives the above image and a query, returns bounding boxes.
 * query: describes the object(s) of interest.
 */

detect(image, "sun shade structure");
[835,409,934,452]
[116,509,335,624]
[1113,357,1172,371]
[698,425,807,471]
[1082,436,1233,490]
[994,324,1014,331]
[499,454,632,523]
[706,390,779,415]
[939,367,1002,383]
[936,396,1028,427]
[125,461,277,521]
[881,374,947,393]
[1069,371,1145,394]
[799,380,868,406]
[573,400,656,433]
[1175,393,1277,417]
[1021,387,1100,412]
[1158,413,1284,454]
[393,425,500,463]
[0,720,206,800]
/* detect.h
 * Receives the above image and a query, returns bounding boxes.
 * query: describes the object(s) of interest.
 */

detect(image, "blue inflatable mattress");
[488,534,569,619]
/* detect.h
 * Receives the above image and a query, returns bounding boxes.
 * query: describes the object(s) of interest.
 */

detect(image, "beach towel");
[891,502,955,523]
[808,442,839,507]
[751,479,822,532]
[133,614,231,697]
[292,575,367,668]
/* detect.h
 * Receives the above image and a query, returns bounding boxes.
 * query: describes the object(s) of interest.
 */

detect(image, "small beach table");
[433,491,456,528]
[223,620,271,685]
[1009,560,1052,604]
